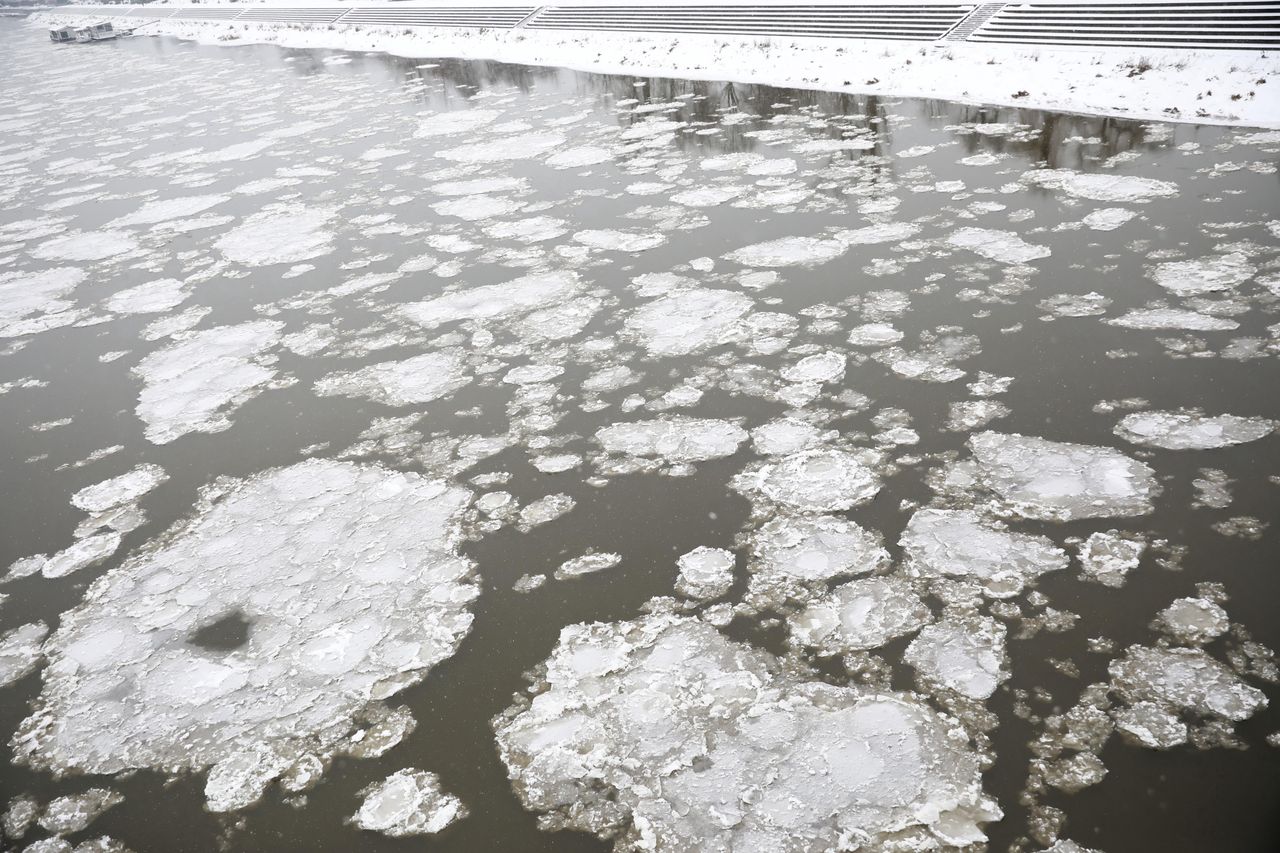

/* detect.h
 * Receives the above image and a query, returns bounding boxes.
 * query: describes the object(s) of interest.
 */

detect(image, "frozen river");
[1,18,1278,853]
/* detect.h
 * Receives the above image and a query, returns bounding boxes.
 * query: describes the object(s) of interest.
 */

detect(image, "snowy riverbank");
[32,11,1280,128]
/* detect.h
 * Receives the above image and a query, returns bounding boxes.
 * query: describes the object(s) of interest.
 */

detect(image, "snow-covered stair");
[941,3,1006,41]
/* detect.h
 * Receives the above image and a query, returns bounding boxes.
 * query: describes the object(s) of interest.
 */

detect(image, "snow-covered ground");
[32,8,1280,128]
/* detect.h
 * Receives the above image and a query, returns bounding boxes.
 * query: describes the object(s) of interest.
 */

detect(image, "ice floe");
[623,286,752,356]
[104,279,188,315]
[745,515,889,608]
[316,351,471,407]
[1023,170,1178,202]
[352,769,467,836]
[0,268,86,338]
[1106,308,1239,331]
[0,622,49,687]
[1150,252,1255,296]
[948,432,1158,521]
[71,465,167,514]
[572,229,666,252]
[13,461,477,812]
[110,195,228,228]
[905,616,1008,700]
[948,228,1050,265]
[215,205,336,266]
[900,509,1067,598]
[37,789,122,836]
[400,271,581,328]
[494,611,1000,852]
[723,236,846,268]
[133,321,283,444]
[597,417,747,463]
[734,449,882,513]
[1109,645,1267,722]
[791,576,930,654]
[31,231,137,262]
[674,547,735,601]
[554,552,623,580]
[1077,530,1146,588]
[1114,410,1275,450]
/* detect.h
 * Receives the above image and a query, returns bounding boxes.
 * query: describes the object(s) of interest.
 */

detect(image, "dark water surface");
[1,18,1277,853]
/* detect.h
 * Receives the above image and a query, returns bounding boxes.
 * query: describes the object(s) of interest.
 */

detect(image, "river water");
[1,17,1277,853]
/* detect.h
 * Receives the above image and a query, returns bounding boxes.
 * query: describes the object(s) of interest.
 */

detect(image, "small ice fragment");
[71,465,167,514]
[0,622,49,687]
[37,789,122,836]
[1154,597,1229,644]
[518,494,575,531]
[674,547,735,601]
[948,228,1050,264]
[1078,531,1146,588]
[352,769,467,836]
[555,552,623,580]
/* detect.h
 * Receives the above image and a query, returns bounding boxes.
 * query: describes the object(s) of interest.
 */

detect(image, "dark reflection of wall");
[164,33,1159,172]
[938,102,1159,167]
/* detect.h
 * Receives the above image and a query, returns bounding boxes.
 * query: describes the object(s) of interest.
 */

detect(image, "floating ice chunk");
[948,228,1050,264]
[1039,292,1112,317]
[134,321,283,445]
[512,574,546,593]
[1107,308,1238,331]
[0,622,49,687]
[1113,701,1187,749]
[834,222,920,245]
[437,132,565,163]
[1109,646,1266,721]
[495,612,1000,852]
[901,509,1067,598]
[847,323,903,346]
[353,769,467,836]
[430,195,523,221]
[504,364,564,385]
[1154,597,1229,644]
[751,418,827,456]
[792,576,929,654]
[428,177,527,197]
[1077,530,1145,588]
[723,236,846,268]
[110,195,228,228]
[1115,410,1275,450]
[597,417,747,462]
[105,279,188,315]
[316,352,471,407]
[13,461,477,811]
[674,547,735,601]
[414,109,501,138]
[518,494,575,531]
[624,286,752,356]
[41,532,122,579]
[946,400,1011,432]
[670,186,744,207]
[735,450,881,513]
[531,453,582,474]
[963,432,1158,521]
[37,789,122,836]
[484,216,568,244]
[781,351,845,384]
[1151,252,1255,296]
[0,268,86,338]
[546,146,612,169]
[555,552,623,580]
[906,616,1008,699]
[1023,169,1178,202]
[31,231,137,262]
[215,205,336,266]
[400,271,581,328]
[700,152,765,171]
[1081,207,1137,230]
[572,229,666,252]
[746,515,889,607]
[71,465,168,514]
[2,793,38,840]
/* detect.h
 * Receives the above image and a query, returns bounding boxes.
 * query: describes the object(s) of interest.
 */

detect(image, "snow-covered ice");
[495,611,1000,852]
[1114,410,1275,450]
[13,461,477,812]
[215,205,336,266]
[352,769,467,836]
[791,576,930,654]
[133,321,283,444]
[900,508,1067,598]
[316,352,471,407]
[674,547,735,601]
[734,449,882,513]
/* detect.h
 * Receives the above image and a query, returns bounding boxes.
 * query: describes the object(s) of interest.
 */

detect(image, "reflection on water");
[1,19,1278,853]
